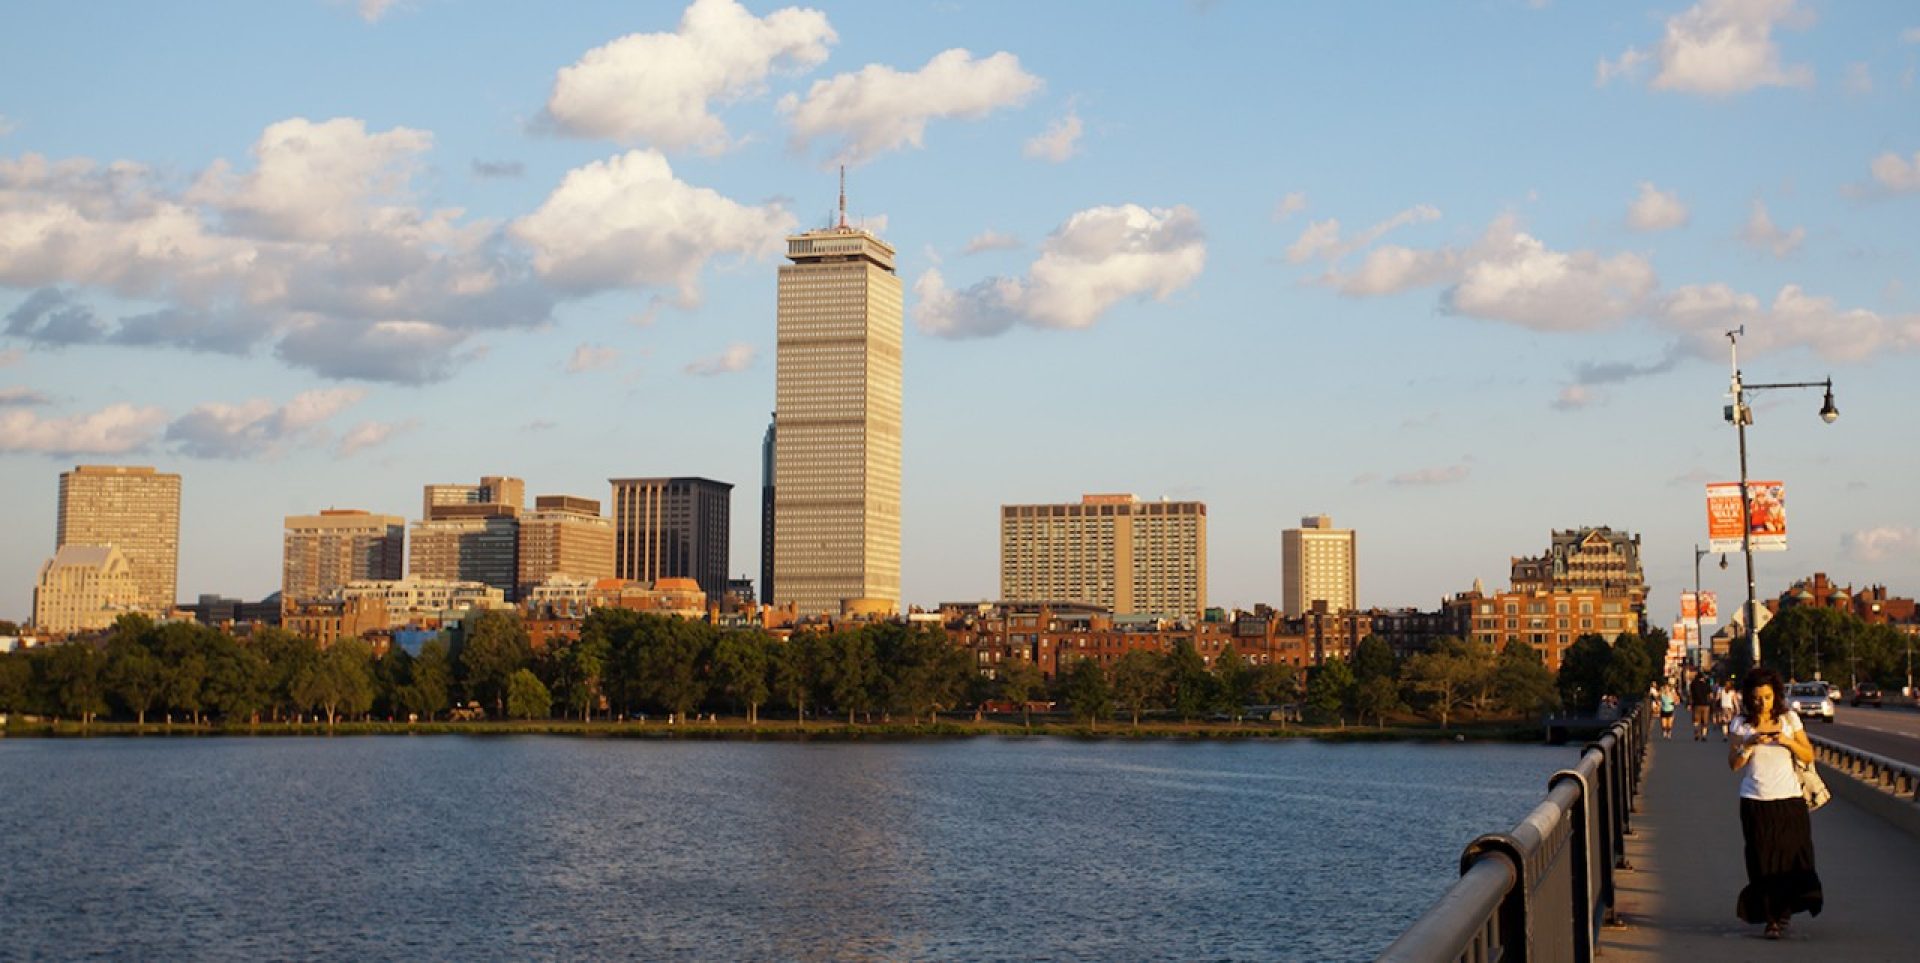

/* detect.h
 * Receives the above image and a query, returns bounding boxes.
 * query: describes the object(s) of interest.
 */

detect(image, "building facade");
[1459,587,1637,672]
[609,477,732,600]
[1282,515,1356,617]
[32,544,140,634]
[517,495,615,599]
[409,507,520,601]
[283,509,406,602]
[761,416,776,609]
[56,464,181,613]
[1510,526,1647,615]
[423,475,523,519]
[772,213,903,616]
[999,494,1208,619]
[334,577,508,627]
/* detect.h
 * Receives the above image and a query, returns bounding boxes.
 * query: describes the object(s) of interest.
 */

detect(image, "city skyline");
[3,1,1918,626]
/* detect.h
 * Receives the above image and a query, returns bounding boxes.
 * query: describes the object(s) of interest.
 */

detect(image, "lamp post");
[1724,326,1838,669]
[1692,544,1709,671]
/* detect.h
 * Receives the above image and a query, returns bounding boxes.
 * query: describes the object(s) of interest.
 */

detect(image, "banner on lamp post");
[1681,591,1721,625]
[1707,481,1787,553]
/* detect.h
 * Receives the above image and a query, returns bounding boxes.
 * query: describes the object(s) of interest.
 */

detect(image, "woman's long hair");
[1739,665,1788,722]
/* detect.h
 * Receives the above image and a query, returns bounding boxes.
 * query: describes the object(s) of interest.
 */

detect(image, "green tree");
[997,655,1046,731]
[0,652,29,713]
[1249,663,1300,708]
[1402,638,1482,728]
[1352,635,1397,684]
[1604,633,1653,702]
[41,643,108,724]
[1062,656,1112,728]
[1761,606,1866,684]
[822,629,879,724]
[641,617,711,722]
[407,638,453,720]
[711,630,772,724]
[106,637,165,724]
[1110,649,1165,727]
[1492,641,1559,715]
[253,628,318,722]
[553,634,610,721]
[1303,658,1355,725]
[1640,627,1671,685]
[770,632,825,725]
[506,668,552,720]
[202,636,270,723]
[1211,644,1253,719]
[457,610,533,717]
[1165,640,1214,721]
[875,624,968,725]
[292,641,375,725]
[1557,634,1613,712]
[156,624,210,724]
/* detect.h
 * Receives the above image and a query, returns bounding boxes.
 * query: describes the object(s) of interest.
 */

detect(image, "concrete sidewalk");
[1601,730,1920,961]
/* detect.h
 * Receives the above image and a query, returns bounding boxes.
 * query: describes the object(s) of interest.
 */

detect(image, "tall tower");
[56,465,182,614]
[760,415,776,607]
[609,477,732,599]
[773,184,902,616]
[1282,514,1357,616]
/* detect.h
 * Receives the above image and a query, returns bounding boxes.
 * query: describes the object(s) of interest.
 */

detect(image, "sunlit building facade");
[1000,494,1207,619]
[283,509,406,602]
[1282,515,1357,617]
[56,465,181,614]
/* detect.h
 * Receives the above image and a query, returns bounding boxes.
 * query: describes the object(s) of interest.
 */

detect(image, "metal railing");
[1809,734,1920,801]
[1378,704,1651,963]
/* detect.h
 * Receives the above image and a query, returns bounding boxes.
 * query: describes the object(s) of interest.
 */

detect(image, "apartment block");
[32,544,140,634]
[518,495,615,599]
[610,477,732,600]
[56,465,181,613]
[423,475,523,519]
[1460,588,1635,672]
[1000,494,1207,619]
[410,506,519,601]
[283,509,406,602]
[1282,515,1356,617]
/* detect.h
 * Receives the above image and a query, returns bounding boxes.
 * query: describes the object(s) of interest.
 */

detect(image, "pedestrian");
[1659,680,1677,739]
[1728,665,1823,940]
[1719,681,1739,741]
[1689,673,1714,741]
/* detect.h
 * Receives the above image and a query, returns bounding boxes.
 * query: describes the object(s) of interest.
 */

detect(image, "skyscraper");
[412,476,523,600]
[1000,494,1207,619]
[56,465,181,613]
[760,415,776,607]
[283,509,406,602]
[610,477,732,600]
[773,189,902,616]
[1282,515,1357,616]
[518,495,615,599]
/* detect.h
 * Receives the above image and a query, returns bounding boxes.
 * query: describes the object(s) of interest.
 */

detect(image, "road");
[1816,702,1920,766]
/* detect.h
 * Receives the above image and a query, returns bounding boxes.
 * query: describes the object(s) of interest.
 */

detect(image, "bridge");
[1381,701,1920,961]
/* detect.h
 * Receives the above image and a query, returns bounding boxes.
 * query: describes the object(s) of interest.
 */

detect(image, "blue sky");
[3,0,1917,629]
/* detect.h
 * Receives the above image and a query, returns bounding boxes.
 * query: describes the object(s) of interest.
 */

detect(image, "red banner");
[1707,482,1786,553]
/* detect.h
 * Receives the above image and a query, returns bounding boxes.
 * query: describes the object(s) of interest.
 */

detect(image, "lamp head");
[1819,385,1838,424]
[1719,554,1729,571]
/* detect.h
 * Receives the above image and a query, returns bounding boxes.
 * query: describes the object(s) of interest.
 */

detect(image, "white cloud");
[1023,112,1082,163]
[1389,461,1471,486]
[1845,62,1873,95]
[187,117,434,243]
[915,204,1206,339]
[0,403,167,455]
[1740,199,1803,257]
[0,386,50,406]
[1843,526,1920,562]
[1869,150,1920,193]
[1286,204,1440,264]
[963,230,1021,255]
[1626,182,1689,231]
[1656,282,1920,362]
[336,418,412,457]
[1596,48,1650,86]
[542,0,835,152]
[1601,0,1814,96]
[1328,244,1460,297]
[1270,192,1308,222]
[358,0,401,23]
[781,48,1042,165]
[513,149,794,303]
[566,343,620,373]
[164,388,366,459]
[684,342,756,375]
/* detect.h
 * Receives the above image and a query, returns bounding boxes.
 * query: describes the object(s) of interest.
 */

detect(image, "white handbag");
[1796,759,1831,812]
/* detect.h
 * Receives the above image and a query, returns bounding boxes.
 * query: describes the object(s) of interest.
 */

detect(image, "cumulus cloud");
[781,48,1041,165]
[1869,150,1920,193]
[915,203,1205,339]
[1741,199,1804,257]
[963,230,1021,255]
[0,118,557,383]
[566,343,620,373]
[163,388,365,459]
[0,402,168,455]
[1626,182,1689,231]
[1444,219,1658,330]
[0,386,50,406]
[1655,283,1920,362]
[512,149,794,303]
[542,0,834,152]
[1389,461,1471,486]
[1023,112,1082,162]
[1843,526,1920,562]
[337,418,412,457]
[684,342,756,375]
[472,160,525,179]
[1600,0,1814,96]
[1270,192,1308,222]
[1286,204,1440,264]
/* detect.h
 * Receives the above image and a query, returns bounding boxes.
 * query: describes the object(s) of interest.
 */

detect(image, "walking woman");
[1728,666,1823,939]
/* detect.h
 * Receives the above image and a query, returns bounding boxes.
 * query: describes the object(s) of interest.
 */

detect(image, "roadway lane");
[1822,703,1920,766]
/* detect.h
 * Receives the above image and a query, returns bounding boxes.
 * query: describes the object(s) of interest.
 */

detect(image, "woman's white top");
[1730,711,1805,801]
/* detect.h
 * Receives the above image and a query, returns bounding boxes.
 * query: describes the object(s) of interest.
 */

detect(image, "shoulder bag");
[1796,758,1830,812]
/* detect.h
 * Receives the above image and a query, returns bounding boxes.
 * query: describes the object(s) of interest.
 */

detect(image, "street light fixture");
[1723,326,1838,670]
[1692,544,1710,670]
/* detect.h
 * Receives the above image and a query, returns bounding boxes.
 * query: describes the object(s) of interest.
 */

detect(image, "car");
[1786,682,1836,723]
[1851,682,1884,708]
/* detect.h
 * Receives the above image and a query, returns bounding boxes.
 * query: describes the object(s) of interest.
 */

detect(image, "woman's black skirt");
[1737,796,1824,923]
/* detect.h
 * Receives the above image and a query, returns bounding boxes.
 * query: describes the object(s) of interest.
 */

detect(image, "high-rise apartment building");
[1282,515,1357,617]
[411,476,523,600]
[761,416,776,608]
[1000,494,1207,619]
[32,544,140,634]
[772,202,902,616]
[282,509,406,602]
[56,465,182,613]
[610,478,732,600]
[518,495,616,599]
[423,475,523,519]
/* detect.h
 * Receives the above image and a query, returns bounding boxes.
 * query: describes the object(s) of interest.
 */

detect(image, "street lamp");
[1723,326,1838,669]
[1692,544,1710,670]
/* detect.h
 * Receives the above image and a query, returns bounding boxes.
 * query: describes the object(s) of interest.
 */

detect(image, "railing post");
[1462,834,1532,963]
[1549,767,1597,963]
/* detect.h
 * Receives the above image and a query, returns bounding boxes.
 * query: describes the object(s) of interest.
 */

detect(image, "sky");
[2,0,1917,631]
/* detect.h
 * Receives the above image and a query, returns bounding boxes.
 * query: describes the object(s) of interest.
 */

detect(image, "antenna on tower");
[837,165,847,228]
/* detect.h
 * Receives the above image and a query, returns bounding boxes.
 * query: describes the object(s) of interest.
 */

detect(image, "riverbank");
[1,715,1548,742]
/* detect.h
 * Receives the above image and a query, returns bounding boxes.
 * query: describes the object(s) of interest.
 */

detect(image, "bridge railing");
[1809,734,1920,801]
[1377,703,1651,963]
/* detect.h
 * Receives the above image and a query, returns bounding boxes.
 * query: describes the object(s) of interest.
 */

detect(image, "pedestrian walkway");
[1601,730,1920,961]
